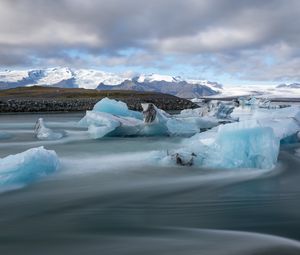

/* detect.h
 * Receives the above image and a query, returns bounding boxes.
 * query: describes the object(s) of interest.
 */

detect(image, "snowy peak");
[0,70,29,83]
[74,69,130,89]
[0,67,131,89]
[187,79,223,90]
[0,67,223,98]
[35,67,73,85]
[136,73,183,83]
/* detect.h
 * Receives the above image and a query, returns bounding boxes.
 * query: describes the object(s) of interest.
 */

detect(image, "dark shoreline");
[0,86,198,113]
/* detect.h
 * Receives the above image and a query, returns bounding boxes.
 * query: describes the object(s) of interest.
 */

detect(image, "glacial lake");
[0,112,300,255]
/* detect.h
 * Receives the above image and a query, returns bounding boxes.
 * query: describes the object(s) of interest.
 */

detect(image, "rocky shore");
[0,86,198,113]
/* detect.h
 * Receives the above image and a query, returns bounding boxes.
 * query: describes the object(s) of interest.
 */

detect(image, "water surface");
[0,113,300,254]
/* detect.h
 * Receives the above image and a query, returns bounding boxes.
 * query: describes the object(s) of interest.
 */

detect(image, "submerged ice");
[0,147,59,187]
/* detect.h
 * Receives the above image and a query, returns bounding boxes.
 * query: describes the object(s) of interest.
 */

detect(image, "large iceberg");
[0,147,59,187]
[34,118,65,140]
[79,98,219,138]
[164,106,300,169]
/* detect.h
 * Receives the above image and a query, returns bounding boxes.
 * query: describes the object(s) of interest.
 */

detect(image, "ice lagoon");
[1,100,300,255]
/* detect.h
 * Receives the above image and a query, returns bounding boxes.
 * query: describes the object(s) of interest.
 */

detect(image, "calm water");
[0,113,300,255]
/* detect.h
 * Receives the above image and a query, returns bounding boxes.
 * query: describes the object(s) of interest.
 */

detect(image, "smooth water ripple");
[0,113,300,254]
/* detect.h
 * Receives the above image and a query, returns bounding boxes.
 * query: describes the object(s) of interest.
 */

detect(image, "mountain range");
[1,67,300,99]
[0,67,221,98]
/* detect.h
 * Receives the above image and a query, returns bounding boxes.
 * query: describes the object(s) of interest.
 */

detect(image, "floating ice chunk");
[92,97,142,119]
[178,102,237,123]
[166,117,216,135]
[80,98,222,138]
[34,118,65,140]
[166,107,300,169]
[166,124,280,169]
[142,103,218,136]
[81,111,143,138]
[0,147,59,186]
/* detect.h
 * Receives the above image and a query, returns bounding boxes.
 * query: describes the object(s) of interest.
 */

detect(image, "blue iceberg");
[79,98,219,138]
[92,97,143,119]
[164,107,300,169]
[0,147,60,187]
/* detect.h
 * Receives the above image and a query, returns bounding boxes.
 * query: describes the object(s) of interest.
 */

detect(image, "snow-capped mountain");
[0,68,222,98]
[97,74,221,97]
[137,73,183,83]
[0,67,131,90]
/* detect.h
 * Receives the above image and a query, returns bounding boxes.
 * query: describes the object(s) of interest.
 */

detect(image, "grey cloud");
[0,0,300,81]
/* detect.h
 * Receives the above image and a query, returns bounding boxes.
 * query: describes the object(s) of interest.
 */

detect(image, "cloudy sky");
[0,0,299,85]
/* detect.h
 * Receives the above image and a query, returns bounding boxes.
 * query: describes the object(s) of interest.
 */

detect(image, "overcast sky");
[0,0,299,85]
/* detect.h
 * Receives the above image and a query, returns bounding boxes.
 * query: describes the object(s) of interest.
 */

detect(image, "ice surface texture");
[0,147,59,187]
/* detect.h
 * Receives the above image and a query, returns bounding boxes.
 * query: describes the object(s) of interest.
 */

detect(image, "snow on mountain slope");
[74,69,129,89]
[137,74,182,83]
[187,79,223,91]
[0,70,29,83]
[0,68,222,94]
[0,67,130,89]
[37,67,73,85]
[3,67,299,99]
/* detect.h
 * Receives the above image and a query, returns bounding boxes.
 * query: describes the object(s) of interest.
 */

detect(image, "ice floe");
[0,147,59,187]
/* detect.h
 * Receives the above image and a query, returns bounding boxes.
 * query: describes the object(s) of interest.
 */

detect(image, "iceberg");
[0,147,59,186]
[164,106,300,169]
[92,97,142,119]
[81,111,143,139]
[34,118,65,140]
[164,124,279,169]
[79,98,220,138]
[178,101,237,123]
